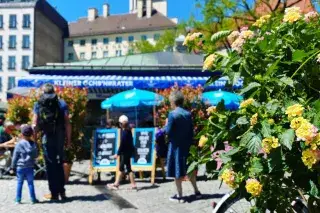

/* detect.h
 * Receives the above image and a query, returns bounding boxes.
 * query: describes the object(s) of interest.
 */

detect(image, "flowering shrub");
[186,7,320,212]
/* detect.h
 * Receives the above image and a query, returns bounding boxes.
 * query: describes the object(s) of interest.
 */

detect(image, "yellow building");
[64,0,177,62]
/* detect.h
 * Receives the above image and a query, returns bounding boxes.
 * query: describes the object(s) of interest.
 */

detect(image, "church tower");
[129,0,168,17]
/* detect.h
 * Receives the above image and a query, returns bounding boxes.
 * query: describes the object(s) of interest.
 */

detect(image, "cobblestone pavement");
[0,161,230,213]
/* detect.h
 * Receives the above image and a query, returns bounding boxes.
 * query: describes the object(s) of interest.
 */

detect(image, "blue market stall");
[202,90,243,110]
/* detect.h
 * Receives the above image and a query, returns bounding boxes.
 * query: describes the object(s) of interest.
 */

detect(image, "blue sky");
[47,0,201,23]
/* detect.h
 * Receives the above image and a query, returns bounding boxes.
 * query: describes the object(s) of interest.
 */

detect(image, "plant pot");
[63,163,73,183]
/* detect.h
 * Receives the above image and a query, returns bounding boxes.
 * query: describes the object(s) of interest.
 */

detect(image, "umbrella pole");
[135,107,138,127]
[106,109,110,121]
[153,105,156,127]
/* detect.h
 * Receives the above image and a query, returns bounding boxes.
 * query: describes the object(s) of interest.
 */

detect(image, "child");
[107,115,137,190]
[11,124,39,204]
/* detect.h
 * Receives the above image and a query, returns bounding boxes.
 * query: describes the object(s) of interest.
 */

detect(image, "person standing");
[32,84,71,201]
[165,90,201,203]
[107,115,137,190]
[11,124,39,204]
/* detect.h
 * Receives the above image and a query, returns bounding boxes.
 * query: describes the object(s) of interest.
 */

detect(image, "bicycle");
[212,190,309,213]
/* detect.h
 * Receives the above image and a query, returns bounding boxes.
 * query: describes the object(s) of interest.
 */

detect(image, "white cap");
[119,115,129,124]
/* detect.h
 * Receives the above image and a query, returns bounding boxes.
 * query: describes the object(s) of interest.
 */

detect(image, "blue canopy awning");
[17,75,243,90]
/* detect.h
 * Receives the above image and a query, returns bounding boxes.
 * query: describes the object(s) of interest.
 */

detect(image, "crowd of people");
[0,84,202,204]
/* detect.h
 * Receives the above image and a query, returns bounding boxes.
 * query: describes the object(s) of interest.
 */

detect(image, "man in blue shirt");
[32,84,71,201]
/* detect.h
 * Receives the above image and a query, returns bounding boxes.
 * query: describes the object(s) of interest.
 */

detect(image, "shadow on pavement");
[41,194,108,204]
[185,193,225,203]
[137,184,160,191]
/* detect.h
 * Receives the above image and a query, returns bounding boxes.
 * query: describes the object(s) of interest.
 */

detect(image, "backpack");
[37,94,63,135]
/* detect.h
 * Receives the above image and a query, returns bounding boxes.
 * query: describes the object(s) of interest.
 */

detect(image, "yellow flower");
[268,119,275,125]
[231,37,245,53]
[206,106,217,115]
[253,15,271,28]
[290,117,307,130]
[262,137,279,154]
[228,31,240,42]
[302,149,318,169]
[240,98,255,108]
[183,33,191,46]
[296,121,317,142]
[285,104,304,118]
[220,169,237,189]
[203,54,217,70]
[250,113,258,126]
[246,179,263,197]
[240,30,255,39]
[183,32,202,46]
[198,135,208,148]
[283,6,302,23]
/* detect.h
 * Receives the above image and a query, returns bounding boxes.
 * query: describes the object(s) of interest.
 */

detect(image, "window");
[22,56,29,69]
[0,56,2,71]
[80,52,85,60]
[0,36,2,49]
[128,36,134,42]
[68,53,74,61]
[80,40,86,46]
[68,40,73,47]
[23,14,31,28]
[8,77,15,90]
[9,35,16,49]
[154,34,160,41]
[115,37,122,43]
[116,50,122,57]
[103,51,108,58]
[8,56,15,70]
[91,52,97,59]
[22,35,30,49]
[91,39,97,45]
[9,15,17,29]
[0,15,3,29]
[0,77,2,92]
[103,38,109,45]
[141,35,147,41]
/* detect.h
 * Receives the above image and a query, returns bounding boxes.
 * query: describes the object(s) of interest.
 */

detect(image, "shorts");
[119,154,132,173]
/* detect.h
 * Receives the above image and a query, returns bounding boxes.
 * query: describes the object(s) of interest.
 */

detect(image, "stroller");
[0,149,12,178]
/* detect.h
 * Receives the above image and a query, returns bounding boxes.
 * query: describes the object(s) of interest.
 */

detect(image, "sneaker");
[43,194,59,202]
[169,195,185,203]
[60,193,67,201]
[15,199,21,205]
[195,191,202,199]
[31,199,39,204]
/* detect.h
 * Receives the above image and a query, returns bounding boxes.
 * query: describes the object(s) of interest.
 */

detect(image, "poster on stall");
[131,128,156,171]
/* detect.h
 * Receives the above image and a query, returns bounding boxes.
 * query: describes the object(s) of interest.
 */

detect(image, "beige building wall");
[64,30,166,61]
[34,10,65,66]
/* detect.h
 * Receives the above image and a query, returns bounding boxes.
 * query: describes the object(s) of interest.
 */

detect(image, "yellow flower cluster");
[290,117,307,130]
[262,137,280,154]
[183,32,203,46]
[241,30,255,39]
[227,31,240,42]
[240,98,255,108]
[285,104,304,119]
[250,113,258,126]
[206,106,217,115]
[302,149,318,169]
[295,121,318,142]
[253,15,271,28]
[245,179,263,197]
[268,119,275,125]
[230,30,255,53]
[304,11,318,22]
[198,135,208,148]
[283,6,302,23]
[220,169,237,189]
[203,54,217,70]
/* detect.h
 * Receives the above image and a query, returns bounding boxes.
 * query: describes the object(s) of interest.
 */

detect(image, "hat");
[21,124,34,137]
[119,115,129,124]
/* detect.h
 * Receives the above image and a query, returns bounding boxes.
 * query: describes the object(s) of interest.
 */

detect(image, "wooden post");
[151,149,157,184]
[88,135,94,185]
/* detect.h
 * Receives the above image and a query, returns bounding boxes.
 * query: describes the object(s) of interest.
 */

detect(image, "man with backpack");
[32,83,71,201]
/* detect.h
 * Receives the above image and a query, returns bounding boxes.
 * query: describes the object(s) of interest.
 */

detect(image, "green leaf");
[211,30,232,44]
[266,58,281,77]
[280,129,295,150]
[249,157,264,176]
[258,39,268,51]
[261,121,272,137]
[240,82,261,95]
[224,147,240,156]
[310,180,319,198]
[279,76,294,87]
[267,148,283,173]
[292,50,308,62]
[240,132,256,147]
[247,134,262,154]
[220,153,232,164]
[187,161,198,174]
[236,116,249,125]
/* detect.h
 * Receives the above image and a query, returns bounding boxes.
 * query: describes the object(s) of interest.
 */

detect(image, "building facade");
[64,0,177,62]
[0,0,68,101]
